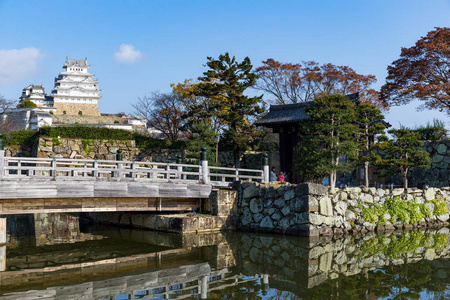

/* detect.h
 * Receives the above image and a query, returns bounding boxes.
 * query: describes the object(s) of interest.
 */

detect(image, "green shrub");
[52,137,62,146]
[16,100,37,109]
[362,197,435,225]
[133,132,186,149]
[427,199,448,216]
[39,126,133,140]
[4,130,38,146]
[362,203,385,224]
[82,139,94,151]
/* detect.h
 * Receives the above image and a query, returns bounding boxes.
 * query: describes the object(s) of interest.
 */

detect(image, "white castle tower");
[49,57,101,116]
[20,85,52,107]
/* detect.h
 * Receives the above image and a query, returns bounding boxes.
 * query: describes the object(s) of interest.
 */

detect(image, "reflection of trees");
[289,260,448,299]
[266,291,301,300]
[224,231,450,299]
[208,278,263,299]
[208,261,447,299]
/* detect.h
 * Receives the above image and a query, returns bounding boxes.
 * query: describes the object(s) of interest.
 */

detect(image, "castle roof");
[64,58,89,68]
[255,93,361,127]
[24,84,45,90]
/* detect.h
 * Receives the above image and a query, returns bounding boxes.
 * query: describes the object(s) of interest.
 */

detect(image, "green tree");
[372,129,431,189]
[172,79,225,137]
[189,53,264,166]
[184,121,218,165]
[297,94,358,188]
[355,103,388,187]
[17,100,37,109]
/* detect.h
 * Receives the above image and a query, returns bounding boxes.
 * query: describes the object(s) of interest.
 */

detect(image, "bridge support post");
[200,147,209,184]
[0,245,5,272]
[262,153,269,183]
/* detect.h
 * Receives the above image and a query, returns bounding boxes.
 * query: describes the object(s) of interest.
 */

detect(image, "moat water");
[0,213,450,299]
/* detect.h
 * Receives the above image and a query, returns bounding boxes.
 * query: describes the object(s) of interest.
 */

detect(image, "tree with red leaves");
[380,27,450,116]
[254,59,386,110]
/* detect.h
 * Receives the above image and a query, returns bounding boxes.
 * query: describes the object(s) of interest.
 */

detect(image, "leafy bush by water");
[361,197,447,225]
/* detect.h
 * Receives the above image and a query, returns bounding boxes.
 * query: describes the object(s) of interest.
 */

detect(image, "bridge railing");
[0,152,268,186]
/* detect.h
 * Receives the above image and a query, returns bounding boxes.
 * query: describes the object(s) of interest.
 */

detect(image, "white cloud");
[113,44,143,64]
[0,47,42,84]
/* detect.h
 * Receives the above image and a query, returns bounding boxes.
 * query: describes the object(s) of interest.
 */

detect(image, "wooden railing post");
[0,149,4,180]
[200,275,208,299]
[51,158,56,177]
[117,162,123,178]
[0,132,4,179]
[177,155,183,179]
[200,147,209,184]
[262,153,269,183]
[147,166,153,179]
[131,161,136,178]
[93,160,98,177]
[116,149,123,178]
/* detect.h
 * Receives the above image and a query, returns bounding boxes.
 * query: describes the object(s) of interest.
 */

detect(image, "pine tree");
[191,53,264,167]
[372,129,431,189]
[297,94,358,188]
[355,103,388,187]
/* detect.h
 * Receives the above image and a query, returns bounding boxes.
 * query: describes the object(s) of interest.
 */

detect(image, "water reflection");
[0,214,449,299]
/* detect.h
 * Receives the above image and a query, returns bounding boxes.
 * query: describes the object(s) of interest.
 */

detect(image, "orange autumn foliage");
[254,59,387,110]
[380,27,450,116]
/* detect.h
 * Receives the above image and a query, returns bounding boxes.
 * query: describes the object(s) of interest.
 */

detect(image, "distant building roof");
[255,101,313,127]
[64,58,89,68]
[255,93,361,127]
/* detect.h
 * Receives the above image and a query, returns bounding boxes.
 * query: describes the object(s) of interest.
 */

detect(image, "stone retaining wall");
[52,115,125,125]
[5,138,271,169]
[239,182,450,236]
[34,137,183,161]
[408,140,450,188]
[52,102,100,116]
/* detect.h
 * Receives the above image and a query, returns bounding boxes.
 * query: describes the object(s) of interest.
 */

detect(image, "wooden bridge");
[0,150,268,214]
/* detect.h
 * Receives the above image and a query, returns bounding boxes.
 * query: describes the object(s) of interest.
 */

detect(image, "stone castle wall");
[52,102,100,116]
[34,137,183,161]
[52,115,125,125]
[408,140,450,188]
[239,182,450,236]
[5,138,269,170]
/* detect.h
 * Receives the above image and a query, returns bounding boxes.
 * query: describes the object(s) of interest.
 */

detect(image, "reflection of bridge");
[0,226,259,300]
[0,261,261,300]
[1,217,450,299]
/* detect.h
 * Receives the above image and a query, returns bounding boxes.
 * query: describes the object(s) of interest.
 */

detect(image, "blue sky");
[1,0,450,129]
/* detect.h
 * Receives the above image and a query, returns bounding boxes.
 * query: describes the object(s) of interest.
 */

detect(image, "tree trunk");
[364,161,369,187]
[234,149,240,168]
[401,168,408,189]
[330,172,336,188]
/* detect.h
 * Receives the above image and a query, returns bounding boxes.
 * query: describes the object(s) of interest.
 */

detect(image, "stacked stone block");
[239,182,450,236]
